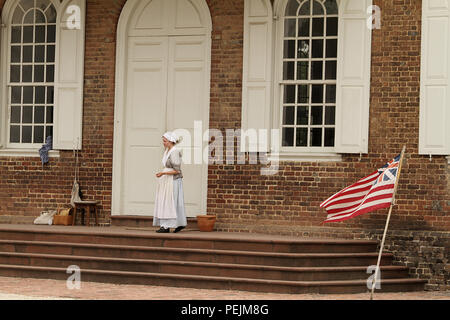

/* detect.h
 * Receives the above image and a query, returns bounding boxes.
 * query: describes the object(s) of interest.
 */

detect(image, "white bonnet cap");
[163,131,180,144]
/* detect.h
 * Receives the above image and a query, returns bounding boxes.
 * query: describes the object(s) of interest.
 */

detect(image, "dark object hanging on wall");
[39,136,53,166]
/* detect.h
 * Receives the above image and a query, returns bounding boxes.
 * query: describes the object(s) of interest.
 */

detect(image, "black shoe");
[174,226,185,233]
[156,227,170,233]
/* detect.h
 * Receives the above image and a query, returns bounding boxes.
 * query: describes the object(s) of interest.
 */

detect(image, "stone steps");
[0,225,427,294]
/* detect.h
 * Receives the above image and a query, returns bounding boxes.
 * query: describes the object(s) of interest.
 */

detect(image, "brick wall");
[0,0,448,288]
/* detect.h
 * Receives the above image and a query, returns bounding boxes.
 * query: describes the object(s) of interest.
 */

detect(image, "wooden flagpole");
[370,146,407,300]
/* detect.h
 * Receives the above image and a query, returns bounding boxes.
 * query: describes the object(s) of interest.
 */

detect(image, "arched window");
[280,0,338,149]
[8,0,57,146]
[1,0,86,152]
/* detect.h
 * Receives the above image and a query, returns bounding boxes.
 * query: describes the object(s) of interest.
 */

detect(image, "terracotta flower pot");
[196,215,216,232]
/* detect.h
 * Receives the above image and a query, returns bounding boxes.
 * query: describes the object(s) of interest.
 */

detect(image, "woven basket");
[53,208,74,226]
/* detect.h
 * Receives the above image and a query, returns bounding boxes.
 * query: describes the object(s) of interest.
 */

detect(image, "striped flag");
[320,154,401,223]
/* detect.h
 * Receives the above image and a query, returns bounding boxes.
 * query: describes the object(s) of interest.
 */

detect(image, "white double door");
[120,35,209,217]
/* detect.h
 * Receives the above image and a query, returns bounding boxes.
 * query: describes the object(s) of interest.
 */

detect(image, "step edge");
[0,227,379,246]
[0,264,427,287]
[0,252,407,273]
[0,240,392,258]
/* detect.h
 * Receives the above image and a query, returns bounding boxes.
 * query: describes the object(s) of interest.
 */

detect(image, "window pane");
[24,11,34,24]
[299,0,310,15]
[20,0,34,12]
[284,40,296,59]
[21,1,35,12]
[285,0,299,16]
[10,66,21,83]
[12,8,24,25]
[313,1,324,15]
[11,27,22,43]
[22,65,33,82]
[11,106,21,124]
[35,45,45,62]
[326,85,336,103]
[23,87,33,104]
[47,87,54,104]
[311,106,323,125]
[324,128,335,147]
[326,39,338,58]
[311,61,323,80]
[46,65,55,82]
[23,46,33,62]
[47,45,55,62]
[312,85,323,103]
[312,39,323,58]
[284,19,296,37]
[325,106,336,125]
[11,46,21,63]
[283,62,295,80]
[46,106,54,124]
[47,25,56,43]
[34,126,45,144]
[327,17,338,36]
[35,25,46,43]
[46,126,54,139]
[312,18,324,36]
[325,61,337,80]
[325,0,339,15]
[297,40,309,58]
[35,86,46,104]
[10,126,21,143]
[282,128,295,147]
[297,61,309,80]
[34,65,45,82]
[36,0,49,11]
[46,5,57,23]
[23,26,34,43]
[297,106,309,125]
[298,85,309,103]
[35,10,46,24]
[283,106,295,125]
[11,87,22,104]
[35,107,45,124]
[310,128,322,147]
[296,128,308,147]
[23,106,33,123]
[284,85,296,104]
[22,126,33,143]
[298,18,310,37]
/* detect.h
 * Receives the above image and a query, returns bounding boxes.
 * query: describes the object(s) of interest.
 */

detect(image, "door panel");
[167,36,208,217]
[122,37,168,215]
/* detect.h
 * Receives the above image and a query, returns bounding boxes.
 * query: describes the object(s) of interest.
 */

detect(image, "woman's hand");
[156,172,165,178]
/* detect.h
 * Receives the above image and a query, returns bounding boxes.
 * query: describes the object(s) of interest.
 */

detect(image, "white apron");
[153,147,178,220]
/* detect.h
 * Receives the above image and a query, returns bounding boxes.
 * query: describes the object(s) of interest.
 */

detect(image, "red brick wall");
[0,0,448,234]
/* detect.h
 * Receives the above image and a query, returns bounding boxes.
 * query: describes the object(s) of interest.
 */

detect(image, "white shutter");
[241,0,273,153]
[53,0,86,150]
[419,0,450,155]
[335,0,372,154]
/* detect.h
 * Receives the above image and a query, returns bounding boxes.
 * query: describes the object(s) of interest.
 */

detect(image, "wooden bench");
[72,201,99,227]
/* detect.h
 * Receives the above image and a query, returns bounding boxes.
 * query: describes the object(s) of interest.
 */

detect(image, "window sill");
[267,152,342,162]
[0,149,60,158]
